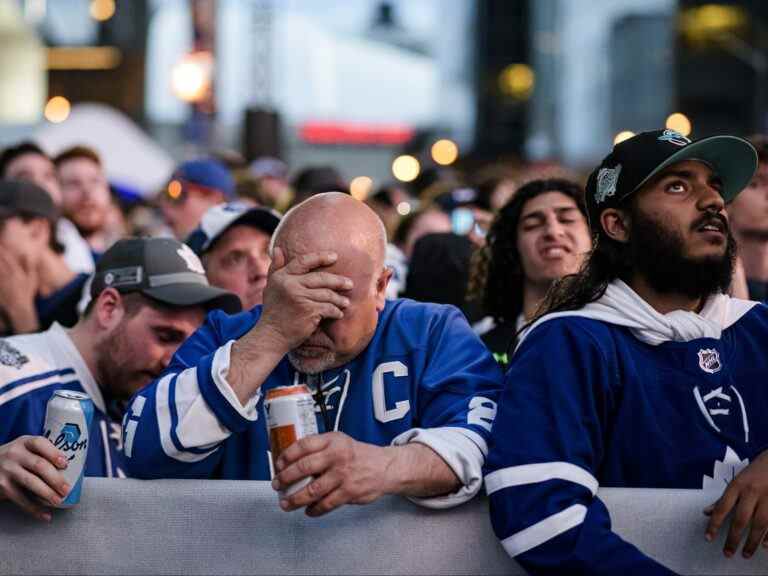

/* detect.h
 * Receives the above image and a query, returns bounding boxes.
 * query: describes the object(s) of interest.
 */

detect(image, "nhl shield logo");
[698,348,721,374]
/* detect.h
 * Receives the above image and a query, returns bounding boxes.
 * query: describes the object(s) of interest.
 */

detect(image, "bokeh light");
[349,176,374,201]
[666,113,692,137]
[498,63,535,100]
[392,155,420,183]
[44,96,71,123]
[431,139,459,166]
[680,5,747,45]
[396,201,412,216]
[90,0,116,22]
[167,180,183,200]
[613,131,636,145]
[171,51,213,103]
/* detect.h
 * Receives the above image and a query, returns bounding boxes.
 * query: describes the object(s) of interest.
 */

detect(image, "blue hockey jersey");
[123,299,502,507]
[0,324,126,478]
[485,283,768,575]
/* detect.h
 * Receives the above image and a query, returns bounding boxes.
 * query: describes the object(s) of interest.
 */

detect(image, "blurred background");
[1,0,766,198]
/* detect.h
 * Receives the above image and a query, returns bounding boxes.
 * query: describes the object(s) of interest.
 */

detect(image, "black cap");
[585,129,758,230]
[0,180,57,221]
[91,237,242,313]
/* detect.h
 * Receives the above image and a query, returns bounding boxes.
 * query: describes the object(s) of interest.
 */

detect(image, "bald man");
[123,193,502,514]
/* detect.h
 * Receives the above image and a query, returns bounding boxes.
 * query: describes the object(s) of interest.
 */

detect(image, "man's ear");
[375,267,393,311]
[600,208,631,243]
[93,288,126,331]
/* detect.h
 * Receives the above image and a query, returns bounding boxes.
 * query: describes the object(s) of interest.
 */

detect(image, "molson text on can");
[264,384,318,497]
[43,390,94,508]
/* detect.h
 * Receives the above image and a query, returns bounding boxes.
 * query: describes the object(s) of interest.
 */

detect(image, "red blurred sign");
[299,121,414,145]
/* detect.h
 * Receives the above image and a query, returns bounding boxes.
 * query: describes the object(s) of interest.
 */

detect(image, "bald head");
[272,192,387,270]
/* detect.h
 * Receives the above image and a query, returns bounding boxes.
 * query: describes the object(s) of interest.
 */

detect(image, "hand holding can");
[43,390,93,508]
[265,385,318,498]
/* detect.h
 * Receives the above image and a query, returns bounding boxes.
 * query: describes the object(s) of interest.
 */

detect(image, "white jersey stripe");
[155,372,219,463]
[123,420,139,459]
[174,366,231,448]
[392,426,485,509]
[501,504,587,557]
[100,420,113,478]
[450,427,489,457]
[0,375,66,407]
[210,342,260,421]
[485,462,598,496]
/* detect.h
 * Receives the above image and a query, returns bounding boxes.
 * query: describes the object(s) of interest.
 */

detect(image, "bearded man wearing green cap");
[485,129,768,574]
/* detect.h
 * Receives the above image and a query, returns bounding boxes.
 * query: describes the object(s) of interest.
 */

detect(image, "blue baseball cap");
[185,202,282,256]
[171,158,235,199]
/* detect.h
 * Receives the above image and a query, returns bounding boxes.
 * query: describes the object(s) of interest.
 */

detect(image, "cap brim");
[635,135,758,203]
[191,208,281,255]
[143,284,242,314]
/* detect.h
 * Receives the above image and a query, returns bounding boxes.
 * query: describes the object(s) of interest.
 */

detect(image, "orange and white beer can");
[265,384,318,497]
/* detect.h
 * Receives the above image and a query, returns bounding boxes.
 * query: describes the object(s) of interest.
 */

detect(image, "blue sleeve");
[0,393,46,444]
[390,305,503,508]
[122,309,260,479]
[417,305,503,447]
[485,320,676,576]
[0,364,76,443]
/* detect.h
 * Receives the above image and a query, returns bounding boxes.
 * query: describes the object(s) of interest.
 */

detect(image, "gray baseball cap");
[91,237,242,313]
[0,180,57,222]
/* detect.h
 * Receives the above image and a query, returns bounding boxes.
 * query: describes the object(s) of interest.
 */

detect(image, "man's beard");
[629,209,736,300]
[95,324,153,413]
[287,348,337,375]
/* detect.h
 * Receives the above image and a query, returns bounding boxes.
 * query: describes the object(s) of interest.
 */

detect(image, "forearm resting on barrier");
[272,432,460,516]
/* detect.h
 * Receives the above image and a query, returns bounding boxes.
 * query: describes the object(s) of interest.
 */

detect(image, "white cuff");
[211,341,261,421]
[391,427,486,509]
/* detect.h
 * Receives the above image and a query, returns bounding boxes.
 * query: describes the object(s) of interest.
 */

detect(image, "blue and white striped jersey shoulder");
[0,329,82,446]
[0,324,125,479]
[485,304,768,575]
[0,334,74,412]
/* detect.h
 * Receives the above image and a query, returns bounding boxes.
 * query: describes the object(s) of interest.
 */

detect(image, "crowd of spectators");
[1,128,768,573]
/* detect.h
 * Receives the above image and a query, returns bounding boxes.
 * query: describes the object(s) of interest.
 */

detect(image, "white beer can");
[43,390,93,508]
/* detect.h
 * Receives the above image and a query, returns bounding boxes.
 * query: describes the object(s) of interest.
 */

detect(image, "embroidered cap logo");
[176,244,206,275]
[698,348,722,374]
[595,165,621,204]
[658,129,691,147]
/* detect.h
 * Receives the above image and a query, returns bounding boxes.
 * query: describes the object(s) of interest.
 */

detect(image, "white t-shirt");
[57,218,95,274]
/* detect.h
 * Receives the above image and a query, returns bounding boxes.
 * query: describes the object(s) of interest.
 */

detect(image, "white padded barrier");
[0,480,766,575]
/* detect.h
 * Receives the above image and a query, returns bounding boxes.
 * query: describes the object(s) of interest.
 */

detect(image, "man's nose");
[698,183,725,214]
[160,347,176,368]
[543,218,565,239]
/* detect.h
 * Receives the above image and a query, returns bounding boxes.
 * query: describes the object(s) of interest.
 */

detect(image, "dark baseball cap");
[585,129,758,230]
[91,237,242,313]
[185,202,281,256]
[0,179,57,221]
